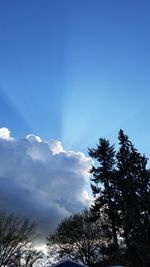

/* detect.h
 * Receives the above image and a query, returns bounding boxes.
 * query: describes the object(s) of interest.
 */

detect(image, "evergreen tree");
[89,130,150,267]
[116,130,150,267]
[116,130,138,247]
[88,139,119,249]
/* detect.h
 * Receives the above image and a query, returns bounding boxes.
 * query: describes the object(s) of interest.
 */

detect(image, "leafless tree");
[12,245,43,267]
[0,211,36,266]
[47,209,111,266]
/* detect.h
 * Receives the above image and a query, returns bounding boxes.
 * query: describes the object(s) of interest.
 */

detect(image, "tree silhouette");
[0,212,36,266]
[47,209,110,266]
[89,130,150,267]
[89,139,120,250]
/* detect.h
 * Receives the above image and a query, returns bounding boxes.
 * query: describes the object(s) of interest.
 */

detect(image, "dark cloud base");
[0,128,92,238]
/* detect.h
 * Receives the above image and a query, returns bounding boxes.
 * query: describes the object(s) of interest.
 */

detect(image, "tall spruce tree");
[89,130,150,267]
[88,139,119,249]
[116,130,138,247]
[116,130,150,267]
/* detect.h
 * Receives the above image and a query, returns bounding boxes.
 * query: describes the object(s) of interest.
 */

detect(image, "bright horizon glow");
[36,244,48,255]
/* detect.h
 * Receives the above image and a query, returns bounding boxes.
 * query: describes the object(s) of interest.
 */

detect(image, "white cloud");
[26,134,42,143]
[48,140,64,154]
[0,128,92,237]
[0,127,11,140]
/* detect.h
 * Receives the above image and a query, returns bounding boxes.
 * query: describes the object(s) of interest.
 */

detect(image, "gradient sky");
[0,0,150,157]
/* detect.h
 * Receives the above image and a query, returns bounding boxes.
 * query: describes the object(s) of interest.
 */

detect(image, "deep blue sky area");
[0,0,150,156]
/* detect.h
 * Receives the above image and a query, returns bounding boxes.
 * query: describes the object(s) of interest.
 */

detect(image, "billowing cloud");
[0,128,92,238]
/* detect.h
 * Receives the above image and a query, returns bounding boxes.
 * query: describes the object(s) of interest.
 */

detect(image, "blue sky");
[0,0,150,156]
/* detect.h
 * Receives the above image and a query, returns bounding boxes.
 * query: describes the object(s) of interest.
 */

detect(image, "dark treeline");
[48,130,150,267]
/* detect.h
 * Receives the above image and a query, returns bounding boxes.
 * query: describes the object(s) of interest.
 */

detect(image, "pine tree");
[116,130,138,247]
[88,138,119,249]
[116,130,150,267]
[89,130,150,267]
